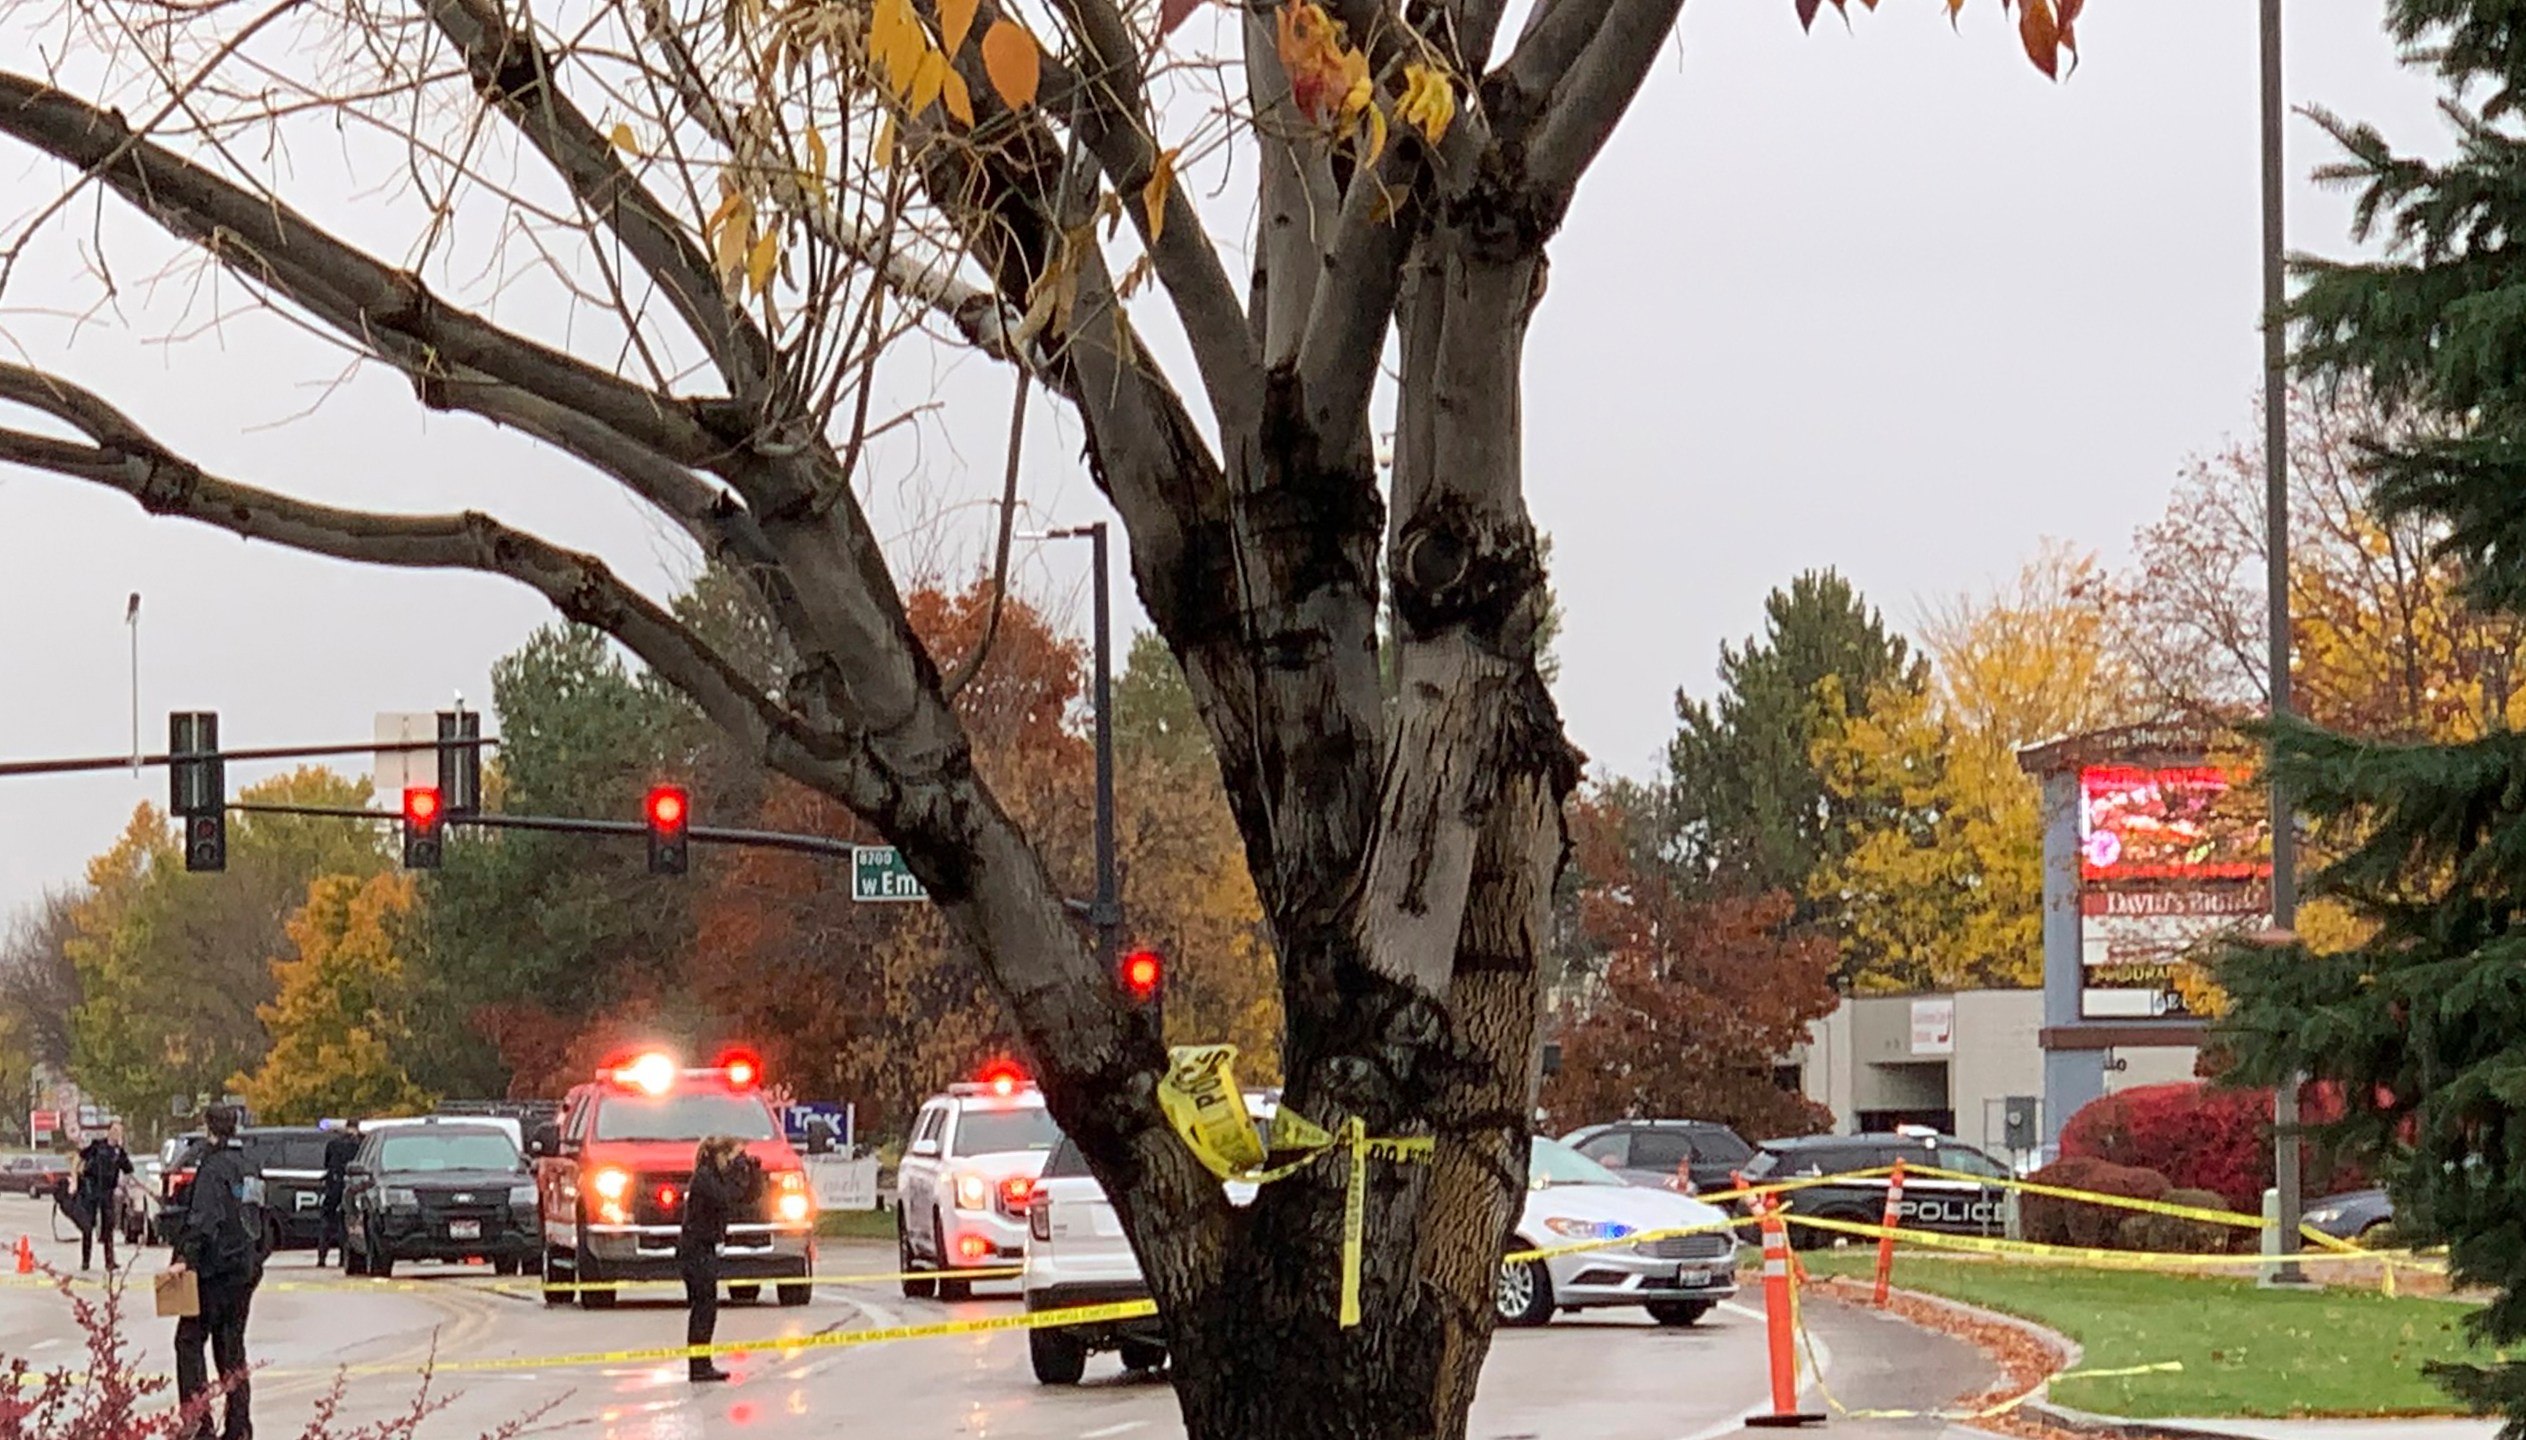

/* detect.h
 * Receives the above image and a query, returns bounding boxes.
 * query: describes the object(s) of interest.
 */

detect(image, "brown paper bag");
[154,1268,200,1319]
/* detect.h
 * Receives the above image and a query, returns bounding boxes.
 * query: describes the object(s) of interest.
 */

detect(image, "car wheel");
[579,1270,617,1309]
[1119,1340,1167,1373]
[898,1213,936,1299]
[1786,1210,1854,1251]
[262,1215,284,1261]
[934,1215,971,1301]
[729,1284,762,1304]
[1647,1301,1714,1327]
[1028,1328,1087,1385]
[540,1248,570,1307]
[777,1263,813,1307]
[1495,1252,1554,1327]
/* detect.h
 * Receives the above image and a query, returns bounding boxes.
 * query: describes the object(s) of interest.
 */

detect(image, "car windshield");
[1529,1137,1625,1188]
[594,1092,779,1143]
[377,1132,525,1173]
[952,1107,1061,1157]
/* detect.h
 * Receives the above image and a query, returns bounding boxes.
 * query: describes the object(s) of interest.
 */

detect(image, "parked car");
[0,1155,70,1198]
[897,1069,1062,1299]
[2303,1188,2394,1245]
[153,1126,334,1254]
[346,1119,541,1277]
[1742,1131,2015,1249]
[1022,1092,1274,1384]
[1497,1137,1742,1329]
[1560,1120,1756,1196]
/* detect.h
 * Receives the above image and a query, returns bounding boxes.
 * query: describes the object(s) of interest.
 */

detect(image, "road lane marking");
[1079,1423,1147,1437]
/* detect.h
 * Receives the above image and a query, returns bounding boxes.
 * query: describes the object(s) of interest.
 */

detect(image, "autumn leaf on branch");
[1794,0,2079,77]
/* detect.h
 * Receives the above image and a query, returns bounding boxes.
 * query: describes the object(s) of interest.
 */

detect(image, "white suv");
[1022,1091,1272,1384]
[895,1074,1062,1299]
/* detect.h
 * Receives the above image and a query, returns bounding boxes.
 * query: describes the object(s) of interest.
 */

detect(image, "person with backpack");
[169,1104,263,1440]
[76,1122,133,1270]
[315,1123,359,1268]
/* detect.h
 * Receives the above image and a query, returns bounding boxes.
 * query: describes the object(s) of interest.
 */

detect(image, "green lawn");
[1810,1250,2498,1419]
[816,1207,897,1240]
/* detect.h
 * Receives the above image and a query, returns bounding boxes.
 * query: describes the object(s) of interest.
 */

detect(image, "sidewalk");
[2147,1422,2501,1440]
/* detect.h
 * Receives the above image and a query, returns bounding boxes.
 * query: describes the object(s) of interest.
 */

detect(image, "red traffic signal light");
[404,787,443,828]
[1120,949,1162,1002]
[646,785,687,831]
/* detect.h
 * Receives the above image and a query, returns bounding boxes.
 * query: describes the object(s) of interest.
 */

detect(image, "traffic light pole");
[228,802,865,860]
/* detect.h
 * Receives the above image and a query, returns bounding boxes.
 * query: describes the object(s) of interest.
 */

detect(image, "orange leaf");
[942,68,976,126]
[2018,0,2059,78]
[1143,147,1179,242]
[980,20,1041,109]
[939,0,979,54]
[1273,1,1360,123]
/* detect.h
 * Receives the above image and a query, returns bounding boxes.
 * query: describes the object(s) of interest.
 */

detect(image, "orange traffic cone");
[14,1235,33,1274]
[1743,1202,1825,1428]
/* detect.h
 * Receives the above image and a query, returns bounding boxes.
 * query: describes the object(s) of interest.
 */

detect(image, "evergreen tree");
[1663,570,1922,897]
[2220,5,2526,1424]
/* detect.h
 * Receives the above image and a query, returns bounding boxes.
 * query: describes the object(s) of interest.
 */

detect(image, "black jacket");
[178,1141,264,1285]
[321,1133,360,1207]
[76,1139,129,1202]
[678,1152,762,1262]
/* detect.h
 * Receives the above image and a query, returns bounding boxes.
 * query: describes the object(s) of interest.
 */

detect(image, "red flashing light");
[404,787,443,827]
[977,1060,1025,1097]
[646,785,688,832]
[1121,948,1162,1001]
[719,1047,762,1088]
[955,1233,992,1262]
[657,1185,680,1209]
[999,1176,1034,1211]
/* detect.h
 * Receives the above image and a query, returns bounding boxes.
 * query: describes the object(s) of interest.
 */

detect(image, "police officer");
[316,1123,359,1268]
[76,1121,133,1270]
[679,1135,762,1384]
[170,1103,262,1440]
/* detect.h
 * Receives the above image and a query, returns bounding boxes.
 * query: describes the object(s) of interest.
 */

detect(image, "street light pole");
[2259,0,2309,1288]
[1040,525,1122,982]
[125,592,141,776]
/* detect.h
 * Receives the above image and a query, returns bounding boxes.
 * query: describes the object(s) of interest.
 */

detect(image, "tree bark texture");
[0,0,1682,1424]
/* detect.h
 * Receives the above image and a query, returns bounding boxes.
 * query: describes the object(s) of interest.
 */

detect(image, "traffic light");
[437,709,482,816]
[1119,948,1163,1025]
[169,711,225,873]
[402,787,444,870]
[646,785,689,875]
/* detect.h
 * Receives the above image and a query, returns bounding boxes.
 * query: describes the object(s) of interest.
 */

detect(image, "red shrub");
[2060,1082,2369,1212]
[2021,1156,2171,1249]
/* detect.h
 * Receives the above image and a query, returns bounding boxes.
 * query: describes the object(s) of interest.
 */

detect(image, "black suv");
[1560,1120,1755,1196]
[1743,1132,2015,1249]
[156,1127,333,1253]
[345,1120,541,1277]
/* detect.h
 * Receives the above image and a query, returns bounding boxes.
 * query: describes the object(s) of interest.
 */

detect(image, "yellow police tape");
[1154,1045,1432,1329]
[1782,1210,2448,1272]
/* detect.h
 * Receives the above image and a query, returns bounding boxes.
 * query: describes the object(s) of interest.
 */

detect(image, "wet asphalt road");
[0,1209,2001,1440]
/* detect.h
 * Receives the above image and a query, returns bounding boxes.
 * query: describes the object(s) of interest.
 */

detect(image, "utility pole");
[125,593,140,776]
[2260,0,2309,1289]
[1028,524,1123,979]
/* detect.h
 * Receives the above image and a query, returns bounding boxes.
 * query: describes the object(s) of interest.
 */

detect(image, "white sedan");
[1497,1137,1743,1328]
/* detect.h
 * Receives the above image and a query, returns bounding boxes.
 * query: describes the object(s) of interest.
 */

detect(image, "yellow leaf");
[608,121,639,157]
[746,229,780,296]
[939,0,980,56]
[874,113,899,170]
[806,125,827,176]
[911,46,949,116]
[870,0,923,96]
[980,20,1040,109]
[1117,253,1154,300]
[1397,63,1454,145]
[942,68,975,126]
[1142,147,1179,244]
[1360,99,1386,165]
[714,197,753,290]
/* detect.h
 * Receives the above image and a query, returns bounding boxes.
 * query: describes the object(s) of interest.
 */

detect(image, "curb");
[2017,1400,2276,1440]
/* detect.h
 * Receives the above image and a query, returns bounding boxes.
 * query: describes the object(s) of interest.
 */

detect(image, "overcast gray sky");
[0,5,2445,923]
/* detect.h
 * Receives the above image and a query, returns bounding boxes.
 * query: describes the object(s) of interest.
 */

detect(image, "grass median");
[1807,1249,2497,1420]
[816,1207,898,1241]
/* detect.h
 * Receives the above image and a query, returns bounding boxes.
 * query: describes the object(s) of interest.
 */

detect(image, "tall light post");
[2259,0,2308,1289]
[125,592,141,776]
[1021,524,1121,980]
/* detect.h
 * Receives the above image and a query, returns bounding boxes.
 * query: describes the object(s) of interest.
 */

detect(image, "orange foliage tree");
[1542,795,1837,1138]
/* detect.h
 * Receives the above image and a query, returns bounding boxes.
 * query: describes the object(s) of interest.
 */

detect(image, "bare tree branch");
[1520,0,1688,215]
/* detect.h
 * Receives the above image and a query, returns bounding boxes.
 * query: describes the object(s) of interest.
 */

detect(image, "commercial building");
[1781,988,2199,1162]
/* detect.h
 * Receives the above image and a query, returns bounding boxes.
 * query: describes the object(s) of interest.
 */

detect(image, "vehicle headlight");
[383,1188,420,1210]
[591,1168,630,1201]
[508,1185,538,1208]
[2304,1207,2341,1225]
[953,1173,989,1210]
[1543,1217,1634,1241]
[777,1191,812,1223]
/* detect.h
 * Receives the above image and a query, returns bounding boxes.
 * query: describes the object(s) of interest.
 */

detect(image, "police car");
[1742,1130,2015,1248]
[895,1065,1060,1299]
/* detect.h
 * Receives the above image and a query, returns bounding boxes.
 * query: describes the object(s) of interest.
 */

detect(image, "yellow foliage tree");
[1813,547,2148,992]
[235,872,433,1124]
